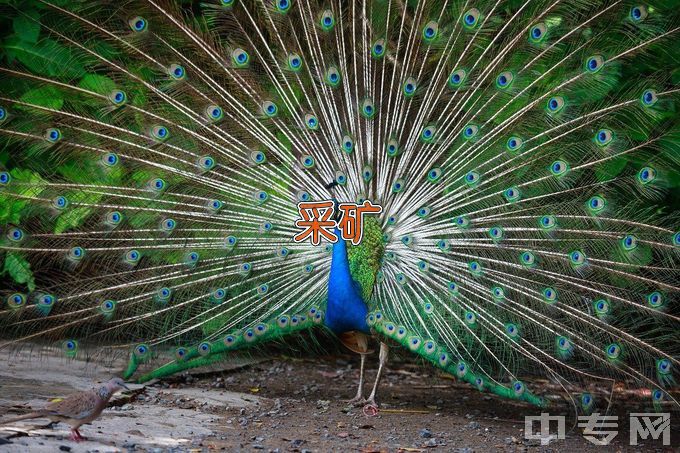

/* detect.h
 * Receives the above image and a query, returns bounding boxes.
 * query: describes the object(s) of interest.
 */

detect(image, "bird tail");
[0,412,47,425]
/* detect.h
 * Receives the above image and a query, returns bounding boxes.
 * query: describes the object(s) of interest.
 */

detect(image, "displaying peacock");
[0,0,679,415]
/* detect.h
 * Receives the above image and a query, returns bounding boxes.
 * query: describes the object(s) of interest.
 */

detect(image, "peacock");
[0,0,679,415]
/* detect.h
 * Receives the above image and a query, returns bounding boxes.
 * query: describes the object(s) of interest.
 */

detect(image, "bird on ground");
[0,0,678,414]
[1,377,129,442]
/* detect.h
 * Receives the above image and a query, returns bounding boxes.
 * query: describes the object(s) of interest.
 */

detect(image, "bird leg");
[346,353,367,406]
[69,428,86,442]
[363,342,389,415]
[338,331,374,406]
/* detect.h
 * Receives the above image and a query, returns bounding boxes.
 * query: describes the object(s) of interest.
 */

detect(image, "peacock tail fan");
[0,0,678,411]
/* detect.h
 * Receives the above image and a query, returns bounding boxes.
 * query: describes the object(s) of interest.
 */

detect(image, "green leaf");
[19,84,63,110]
[3,252,36,292]
[78,74,116,94]
[595,157,627,182]
[0,198,27,224]
[1,37,86,79]
[13,10,40,44]
[54,207,92,234]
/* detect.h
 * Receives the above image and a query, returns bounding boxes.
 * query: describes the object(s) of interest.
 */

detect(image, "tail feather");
[0,0,677,411]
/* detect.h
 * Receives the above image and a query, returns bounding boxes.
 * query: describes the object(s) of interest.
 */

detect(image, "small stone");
[425,438,437,447]
[419,428,432,438]
[467,421,480,430]
[58,447,71,452]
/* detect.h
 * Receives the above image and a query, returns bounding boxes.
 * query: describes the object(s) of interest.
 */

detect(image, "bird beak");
[121,383,130,390]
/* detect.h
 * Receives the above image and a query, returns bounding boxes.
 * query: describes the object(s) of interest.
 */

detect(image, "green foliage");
[2,251,35,291]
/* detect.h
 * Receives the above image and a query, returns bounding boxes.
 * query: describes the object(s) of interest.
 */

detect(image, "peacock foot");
[346,395,367,407]
[362,400,379,417]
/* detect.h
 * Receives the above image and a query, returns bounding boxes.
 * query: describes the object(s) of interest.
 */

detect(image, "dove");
[1,377,129,442]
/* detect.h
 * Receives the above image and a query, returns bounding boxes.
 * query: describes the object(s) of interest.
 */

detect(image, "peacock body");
[0,0,679,413]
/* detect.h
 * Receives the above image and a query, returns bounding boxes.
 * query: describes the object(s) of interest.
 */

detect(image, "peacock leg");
[364,341,389,412]
[346,353,367,406]
[338,331,374,406]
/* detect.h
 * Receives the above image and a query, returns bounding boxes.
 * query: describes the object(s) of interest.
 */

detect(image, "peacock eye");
[205,105,223,121]
[168,64,185,80]
[231,48,250,67]
[326,66,341,87]
[129,16,147,32]
[462,124,479,139]
[386,139,400,157]
[287,53,302,71]
[637,166,656,185]
[319,9,334,30]
[361,98,376,118]
[585,55,604,73]
[641,89,657,106]
[262,101,278,117]
[546,96,565,113]
[495,71,514,89]
[403,77,418,97]
[529,23,547,42]
[422,21,439,42]
[372,39,386,58]
[109,90,127,105]
[304,113,319,130]
[448,69,466,88]
[462,8,481,28]
[464,170,480,186]
[629,5,648,21]
[506,136,523,152]
[595,129,613,146]
[275,0,291,13]
[427,167,443,183]
[45,128,62,143]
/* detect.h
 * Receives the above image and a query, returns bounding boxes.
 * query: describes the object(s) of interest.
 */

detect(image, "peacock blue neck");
[324,228,370,334]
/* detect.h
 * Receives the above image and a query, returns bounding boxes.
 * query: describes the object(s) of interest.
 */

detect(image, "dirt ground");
[0,348,677,452]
